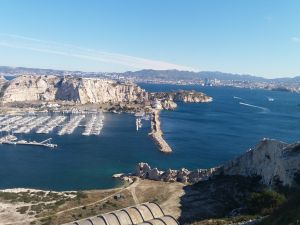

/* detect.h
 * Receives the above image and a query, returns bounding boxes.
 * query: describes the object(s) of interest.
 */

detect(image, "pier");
[0,114,106,136]
[82,114,104,136]
[58,115,85,135]
[0,135,57,148]
[149,110,172,153]
[36,116,66,134]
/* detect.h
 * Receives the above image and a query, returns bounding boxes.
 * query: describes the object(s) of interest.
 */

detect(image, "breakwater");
[149,110,172,153]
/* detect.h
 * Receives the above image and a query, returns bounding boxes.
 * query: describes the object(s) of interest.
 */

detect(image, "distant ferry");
[267,97,274,102]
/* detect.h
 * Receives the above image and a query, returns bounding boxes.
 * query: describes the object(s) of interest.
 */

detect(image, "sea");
[0,84,299,191]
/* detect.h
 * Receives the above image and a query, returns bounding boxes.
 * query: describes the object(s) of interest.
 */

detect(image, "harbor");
[0,113,105,136]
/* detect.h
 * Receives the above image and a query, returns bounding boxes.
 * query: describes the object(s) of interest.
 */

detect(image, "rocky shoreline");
[114,138,300,187]
[113,162,218,183]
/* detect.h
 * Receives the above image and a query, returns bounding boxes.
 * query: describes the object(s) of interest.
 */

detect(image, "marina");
[36,116,66,134]
[82,114,105,136]
[0,114,107,136]
[58,115,85,135]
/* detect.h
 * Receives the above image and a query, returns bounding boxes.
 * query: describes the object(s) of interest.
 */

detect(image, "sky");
[0,0,299,78]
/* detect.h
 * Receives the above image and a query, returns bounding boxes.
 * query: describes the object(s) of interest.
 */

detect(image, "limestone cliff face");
[0,76,8,97]
[2,75,58,102]
[0,75,6,83]
[220,139,300,186]
[1,75,148,104]
[116,139,300,187]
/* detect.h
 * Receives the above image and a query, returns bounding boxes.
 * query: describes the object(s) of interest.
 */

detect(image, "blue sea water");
[0,85,299,191]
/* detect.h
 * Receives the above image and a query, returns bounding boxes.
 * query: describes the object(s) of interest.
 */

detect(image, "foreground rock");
[115,138,300,187]
[114,162,217,183]
[220,138,300,186]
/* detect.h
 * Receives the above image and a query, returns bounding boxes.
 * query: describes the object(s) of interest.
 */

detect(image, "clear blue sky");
[0,0,299,78]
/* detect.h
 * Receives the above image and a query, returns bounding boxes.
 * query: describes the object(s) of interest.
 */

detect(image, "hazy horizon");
[0,1,299,78]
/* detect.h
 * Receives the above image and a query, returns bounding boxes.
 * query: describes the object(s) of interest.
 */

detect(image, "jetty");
[149,110,172,153]
[0,135,57,148]
[136,118,142,131]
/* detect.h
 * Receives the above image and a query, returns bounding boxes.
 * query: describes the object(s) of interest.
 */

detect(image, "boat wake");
[239,102,269,112]
[233,96,243,100]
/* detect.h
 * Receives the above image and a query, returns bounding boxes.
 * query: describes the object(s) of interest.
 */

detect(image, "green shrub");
[247,190,286,215]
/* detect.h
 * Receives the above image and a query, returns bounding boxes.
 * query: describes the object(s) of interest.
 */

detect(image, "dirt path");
[128,179,139,205]
[8,179,141,225]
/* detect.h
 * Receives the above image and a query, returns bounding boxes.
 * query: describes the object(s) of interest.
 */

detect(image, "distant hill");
[119,69,268,82]
[0,66,299,83]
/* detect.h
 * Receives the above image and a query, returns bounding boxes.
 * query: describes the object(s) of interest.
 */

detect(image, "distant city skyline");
[0,0,299,78]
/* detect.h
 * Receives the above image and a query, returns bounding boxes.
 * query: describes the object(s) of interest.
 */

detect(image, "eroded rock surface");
[220,138,300,186]
[115,138,300,187]
[1,75,148,104]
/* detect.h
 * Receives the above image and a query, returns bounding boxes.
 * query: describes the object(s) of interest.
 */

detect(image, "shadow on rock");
[178,175,263,224]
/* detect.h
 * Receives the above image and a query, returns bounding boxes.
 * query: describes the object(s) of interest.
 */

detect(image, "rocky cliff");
[115,138,300,187]
[220,138,300,187]
[0,75,148,104]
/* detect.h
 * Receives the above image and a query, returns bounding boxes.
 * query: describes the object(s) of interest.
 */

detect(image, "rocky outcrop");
[114,138,300,187]
[173,90,213,103]
[1,75,148,104]
[220,138,300,187]
[152,90,213,105]
[160,99,177,110]
[0,76,6,83]
[0,76,8,97]
[114,162,217,184]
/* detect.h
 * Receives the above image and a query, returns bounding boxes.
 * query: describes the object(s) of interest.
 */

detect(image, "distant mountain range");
[1,66,300,83]
[119,69,300,83]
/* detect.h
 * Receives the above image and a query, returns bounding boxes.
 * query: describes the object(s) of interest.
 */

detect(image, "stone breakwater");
[114,162,218,184]
[149,110,172,153]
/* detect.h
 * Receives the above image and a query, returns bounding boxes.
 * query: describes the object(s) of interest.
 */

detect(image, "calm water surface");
[0,85,299,190]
